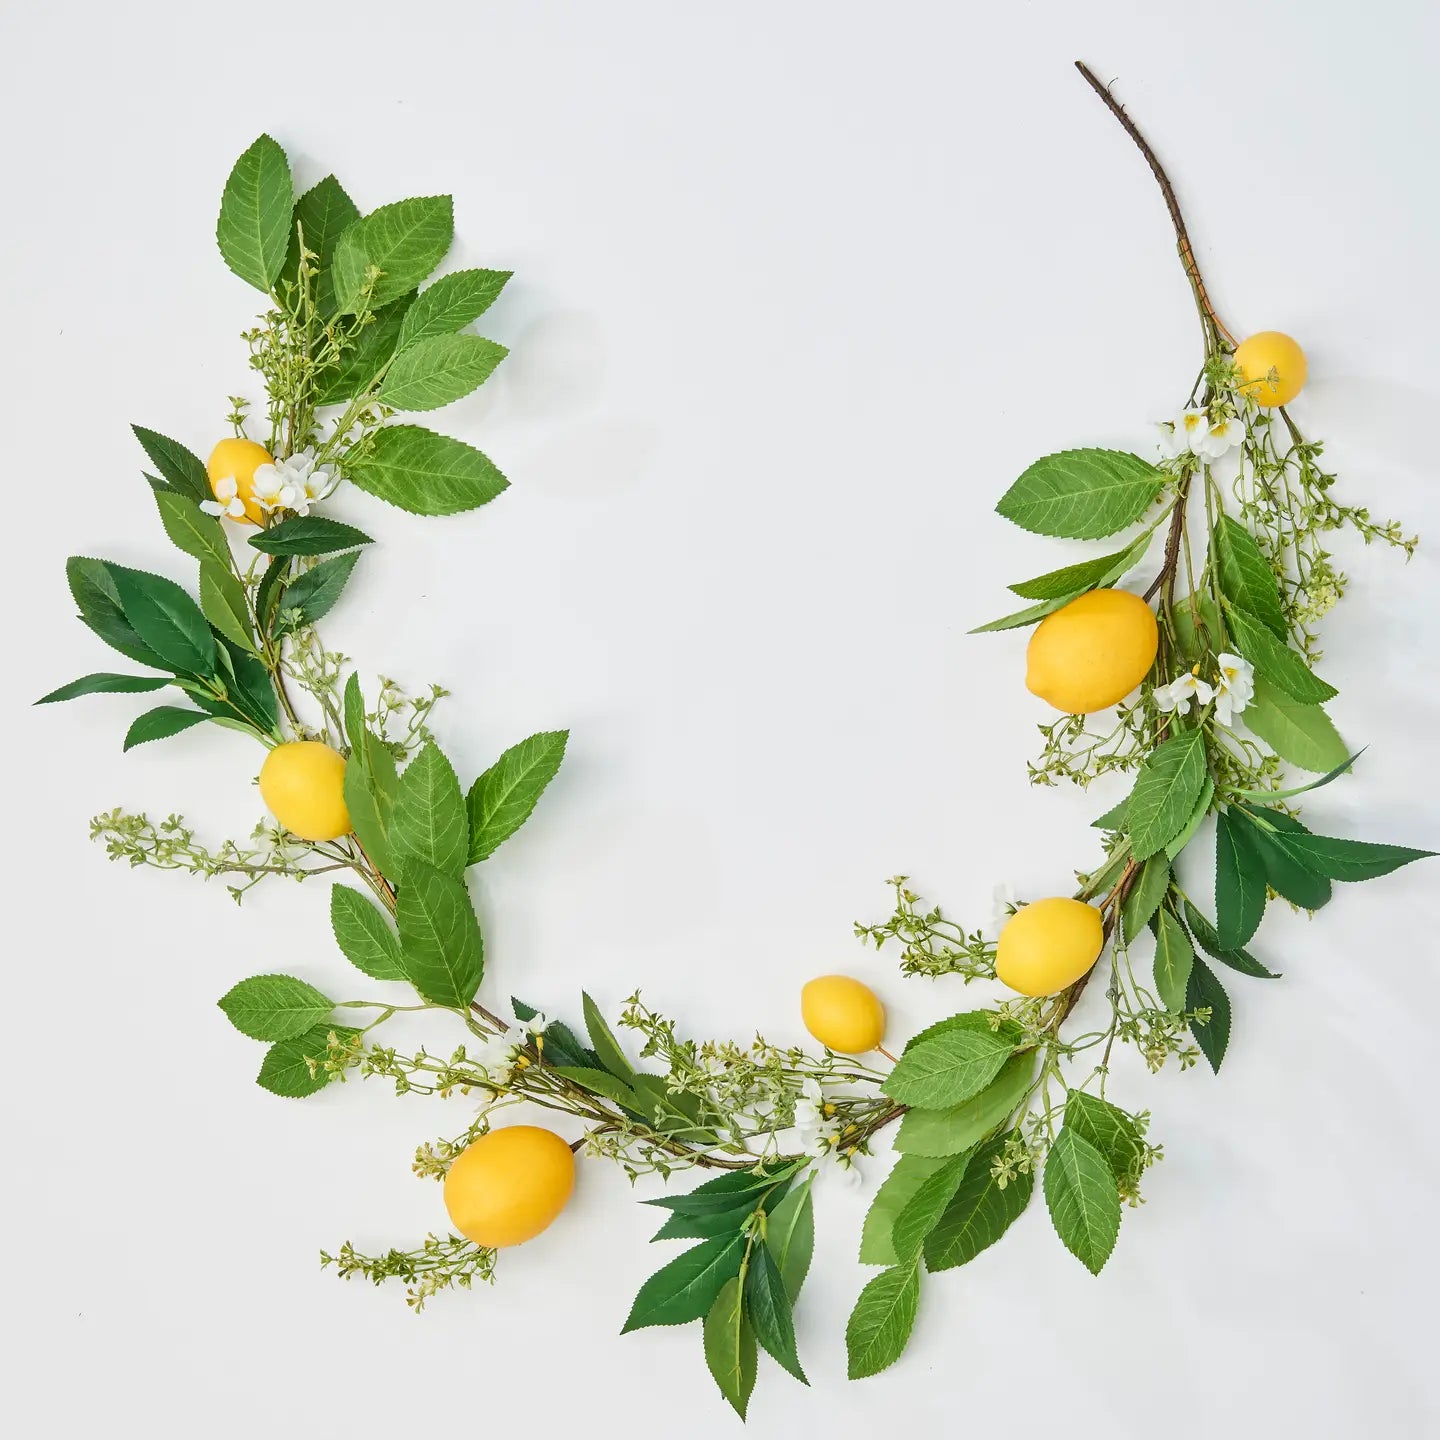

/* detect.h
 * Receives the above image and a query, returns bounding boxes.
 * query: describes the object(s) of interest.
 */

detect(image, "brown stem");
[1074,61,1236,350]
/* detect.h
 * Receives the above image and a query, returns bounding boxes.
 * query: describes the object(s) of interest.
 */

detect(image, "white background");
[3,2,1438,1435]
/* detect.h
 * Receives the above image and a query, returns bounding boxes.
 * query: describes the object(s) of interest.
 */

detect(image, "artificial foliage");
[44,63,1431,1418]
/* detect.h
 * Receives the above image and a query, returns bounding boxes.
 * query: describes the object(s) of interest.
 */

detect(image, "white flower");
[804,1119,843,1160]
[200,475,247,520]
[1153,667,1214,716]
[475,1012,549,1083]
[1155,421,1188,460]
[1212,652,1254,724]
[1192,411,1246,459]
[1176,408,1210,454]
[793,1078,825,1141]
[252,449,339,516]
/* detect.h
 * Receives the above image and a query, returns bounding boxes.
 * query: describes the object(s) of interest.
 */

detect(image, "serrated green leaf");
[1127,728,1208,860]
[67,557,168,668]
[216,135,293,292]
[845,1261,920,1380]
[703,1275,756,1419]
[1215,809,1267,949]
[199,563,256,654]
[1091,794,1129,831]
[1226,605,1337,703]
[106,563,216,677]
[581,991,637,1084]
[767,1177,814,1302]
[218,973,333,1041]
[1236,809,1331,910]
[651,1200,758,1242]
[342,690,399,879]
[1165,773,1214,860]
[745,1245,807,1384]
[1262,829,1435,883]
[894,1051,1033,1159]
[254,553,289,630]
[1181,901,1280,979]
[1186,953,1230,1073]
[1241,679,1350,774]
[1008,528,1156,600]
[132,427,210,504]
[155,491,232,570]
[923,1131,1034,1272]
[330,884,406,981]
[1150,904,1195,1012]
[281,174,360,310]
[256,1023,357,1098]
[1063,1092,1144,1189]
[394,859,483,1008]
[399,268,512,346]
[883,1025,1016,1110]
[860,1154,953,1267]
[467,730,569,862]
[378,334,508,411]
[315,293,414,404]
[37,672,171,705]
[122,706,212,751]
[249,516,374,556]
[622,1233,746,1333]
[890,1152,970,1263]
[901,1010,1023,1055]
[347,424,508,516]
[390,741,469,879]
[968,591,1079,634]
[996,449,1164,540]
[642,1164,796,1217]
[333,196,454,312]
[1213,516,1287,639]
[551,1065,642,1111]
[1172,590,1222,666]
[1121,855,1170,944]
[1043,1127,1120,1274]
[274,551,359,632]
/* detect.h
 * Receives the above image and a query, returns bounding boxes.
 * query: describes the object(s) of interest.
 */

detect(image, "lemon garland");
[43,64,1431,1420]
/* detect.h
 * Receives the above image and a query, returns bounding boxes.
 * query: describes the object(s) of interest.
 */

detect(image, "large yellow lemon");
[996,897,1104,997]
[1234,331,1307,408]
[1025,589,1158,714]
[801,975,886,1054]
[443,1126,576,1248]
[258,741,351,841]
[206,437,274,525]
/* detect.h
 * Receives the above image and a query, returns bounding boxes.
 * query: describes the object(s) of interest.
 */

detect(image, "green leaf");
[1043,1127,1120,1275]
[1182,901,1280,980]
[1008,529,1156,600]
[399,268,512,346]
[1215,809,1267,949]
[622,1233,746,1333]
[890,1152,970,1263]
[249,516,374,556]
[767,1177,815,1302]
[924,1131,1034,1272]
[123,706,212,751]
[1213,516,1287,639]
[968,592,1078,635]
[1126,728,1208,860]
[132,427,210,503]
[199,563,256,654]
[67,557,168,668]
[274,552,360,631]
[1186,953,1231,1073]
[218,973,333,1041]
[1261,829,1435,883]
[581,991,637,1084]
[343,725,399,878]
[391,741,469,879]
[216,135,293,292]
[1150,904,1195,1012]
[652,1200,759,1242]
[282,174,360,309]
[745,1245,807,1384]
[1121,855,1170,944]
[902,1009,1023,1056]
[1172,591,1221,665]
[883,1025,1016,1109]
[378,334,508,411]
[1236,809,1332,910]
[860,1154,953,1267]
[37,672,171,704]
[394,859,484,1008]
[1241,679,1350,774]
[330,885,406,981]
[218,640,279,732]
[106,563,217,676]
[315,293,414,404]
[347,425,508,516]
[1063,1092,1144,1190]
[995,449,1164,540]
[467,730,569,862]
[845,1261,920,1380]
[256,1023,357,1098]
[1165,773,1214,860]
[1091,795,1129,831]
[254,554,289,630]
[1226,605,1337,703]
[703,1276,756,1420]
[155,491,231,570]
[552,1064,642,1110]
[333,196,454,312]
[1232,749,1363,804]
[643,1165,795,1217]
[894,1050,1033,1158]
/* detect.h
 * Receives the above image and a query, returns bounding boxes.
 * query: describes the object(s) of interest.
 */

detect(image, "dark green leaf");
[281,174,360,309]
[1043,1127,1120,1274]
[394,859,483,1008]
[767,1177,815,1302]
[155,491,232,570]
[216,134,293,292]
[333,195,455,312]
[347,424,508,516]
[894,1051,1033,1158]
[1150,904,1194,1012]
[466,730,569,863]
[399,268,512,346]
[218,973,333,1041]
[642,1164,796,1217]
[256,1023,357,1098]
[745,1245,807,1384]
[378,334,508,411]
[622,1233,746,1333]
[249,516,374,556]
[123,706,212,751]
[1121,855,1170,944]
[67,556,168,668]
[106,563,216,676]
[883,1025,1016,1109]
[924,1131,1034,1272]
[996,449,1164,539]
[330,884,406,981]
[1263,829,1435,883]
[703,1276,756,1420]
[391,741,469,878]
[1241,679,1349,774]
[274,551,360,631]
[1215,809,1267,949]
[218,639,279,732]
[1237,809,1332,910]
[314,293,414,404]
[1164,773,1214,860]
[1063,1092,1144,1190]
[254,554,289,629]
[1127,728,1208,860]
[968,592,1079,635]
[1186,953,1231,1073]
[1182,901,1280,979]
[845,1261,920,1380]
[1008,529,1156,600]
[1213,516,1287,639]
[37,672,171,704]
[132,427,210,503]
[651,1200,759,1242]
[1227,605,1337,703]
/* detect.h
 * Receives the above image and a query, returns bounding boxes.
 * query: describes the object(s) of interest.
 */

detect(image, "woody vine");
[43,63,1431,1419]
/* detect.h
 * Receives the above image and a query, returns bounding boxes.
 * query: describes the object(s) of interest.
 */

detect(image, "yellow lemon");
[1025,589,1158,714]
[258,741,351,841]
[801,975,886,1054]
[1234,331,1307,408]
[443,1126,576,1248]
[206,437,274,525]
[996,897,1104,997]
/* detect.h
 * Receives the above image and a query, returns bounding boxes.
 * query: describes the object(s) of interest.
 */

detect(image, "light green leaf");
[860,1154,953,1267]
[1215,809,1267,949]
[969,591,1079,634]
[394,859,484,1008]
[1008,528,1156,600]
[1226,605,1337,703]
[344,732,399,880]
[123,706,212,751]
[745,1245,807,1384]
[1043,1127,1120,1274]
[218,973,333,1041]
[995,449,1164,540]
[106,563,217,677]
[216,135,293,292]
[767,1177,815,1302]
[1126,728,1207,860]
[890,1152,970,1263]
[256,1023,357,1098]
[1062,1092,1145,1190]
[391,741,469,879]
[330,884,406,981]
[1150,904,1195,1012]
[1231,749,1362,804]
[703,1276,756,1420]
[378,334,508,411]
[467,730,569,862]
[399,268,512,346]
[333,196,454,312]
[37,672,170,704]
[894,1050,1033,1158]
[883,1025,1016,1109]
[551,1065,641,1110]
[582,992,637,1084]
[1121,855,1170,944]
[249,516,374,556]
[1165,773,1214,860]
[1213,516,1287,639]
[902,1010,1023,1055]
[347,425,508,516]
[132,426,211,504]
[924,1131,1034,1272]
[845,1261,920,1380]
[1186,954,1230,1073]
[622,1233,745,1333]
[155,491,231,570]
[1241,678,1349,774]
[199,563,256,654]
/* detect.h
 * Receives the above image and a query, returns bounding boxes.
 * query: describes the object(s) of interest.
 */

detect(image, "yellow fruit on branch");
[996,897,1104,997]
[443,1126,577,1248]
[206,437,274,525]
[258,740,351,841]
[801,975,886,1054]
[1233,331,1307,409]
[1025,588,1158,714]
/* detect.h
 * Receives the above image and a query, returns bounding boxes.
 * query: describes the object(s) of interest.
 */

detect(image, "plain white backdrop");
[3,2,1438,1435]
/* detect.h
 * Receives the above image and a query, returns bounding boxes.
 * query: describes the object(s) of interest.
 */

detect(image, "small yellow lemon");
[258,741,351,841]
[1233,331,1307,408]
[801,975,886,1054]
[996,897,1104,997]
[443,1126,576,1248]
[1025,589,1158,714]
[206,437,274,525]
